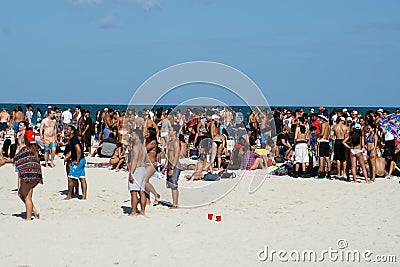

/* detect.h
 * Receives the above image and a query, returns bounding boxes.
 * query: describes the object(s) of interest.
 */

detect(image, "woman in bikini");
[144,127,160,205]
[343,124,372,183]
[213,120,226,170]
[109,143,125,171]
[364,125,378,182]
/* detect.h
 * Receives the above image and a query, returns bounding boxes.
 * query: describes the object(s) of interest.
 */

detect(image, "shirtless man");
[103,108,116,140]
[40,109,57,167]
[332,117,349,178]
[161,127,182,209]
[317,114,332,178]
[0,108,10,140]
[13,106,25,138]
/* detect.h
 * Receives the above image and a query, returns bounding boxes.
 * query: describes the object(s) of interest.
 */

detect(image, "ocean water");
[0,103,397,125]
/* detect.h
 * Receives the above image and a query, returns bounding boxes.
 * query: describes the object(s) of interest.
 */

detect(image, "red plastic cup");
[215,215,222,222]
[208,213,213,220]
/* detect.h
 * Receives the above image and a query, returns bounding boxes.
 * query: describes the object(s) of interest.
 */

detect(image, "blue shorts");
[44,141,57,151]
[68,158,86,179]
[103,128,112,139]
[14,122,20,133]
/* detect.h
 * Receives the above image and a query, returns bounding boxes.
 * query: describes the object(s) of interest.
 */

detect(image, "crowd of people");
[1,104,399,220]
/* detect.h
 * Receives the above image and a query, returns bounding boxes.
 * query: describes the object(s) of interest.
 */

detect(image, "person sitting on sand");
[240,144,264,170]
[185,145,214,181]
[91,133,119,158]
[109,142,125,171]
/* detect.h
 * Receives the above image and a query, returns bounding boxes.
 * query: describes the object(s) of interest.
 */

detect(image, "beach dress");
[14,146,43,184]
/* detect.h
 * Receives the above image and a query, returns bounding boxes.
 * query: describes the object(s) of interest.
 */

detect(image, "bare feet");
[129,212,138,217]
[169,205,178,209]
[63,196,71,200]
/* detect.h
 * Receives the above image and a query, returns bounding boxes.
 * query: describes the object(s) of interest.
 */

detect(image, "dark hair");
[22,136,39,162]
[76,105,81,110]
[67,125,77,135]
[299,125,306,134]
[351,129,362,146]
[146,127,157,141]
[108,132,115,139]
[17,106,23,112]
[310,126,317,131]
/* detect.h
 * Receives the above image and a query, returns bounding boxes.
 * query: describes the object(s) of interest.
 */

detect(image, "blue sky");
[1,0,399,106]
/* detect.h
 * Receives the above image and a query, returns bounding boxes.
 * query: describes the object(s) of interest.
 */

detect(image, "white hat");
[352,110,358,115]
[47,105,52,109]
[343,108,348,112]
[346,117,352,122]
[354,123,362,130]
[211,114,220,120]
[318,114,328,121]
[377,108,383,113]
[340,117,345,121]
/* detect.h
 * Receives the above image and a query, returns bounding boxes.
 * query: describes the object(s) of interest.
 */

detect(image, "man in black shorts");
[318,114,332,178]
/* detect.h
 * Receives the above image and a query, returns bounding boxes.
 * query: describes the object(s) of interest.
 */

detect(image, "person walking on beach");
[162,127,182,209]
[0,128,43,220]
[64,125,87,200]
[25,104,33,128]
[332,117,348,178]
[13,106,25,138]
[40,109,57,168]
[317,114,332,178]
[0,108,10,141]
[128,129,147,216]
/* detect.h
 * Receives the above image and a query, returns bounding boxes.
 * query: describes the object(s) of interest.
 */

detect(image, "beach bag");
[203,172,220,181]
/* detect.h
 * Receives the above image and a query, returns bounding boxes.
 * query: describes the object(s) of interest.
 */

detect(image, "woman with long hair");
[364,125,378,182]
[14,136,43,220]
[343,124,372,183]
[144,127,160,206]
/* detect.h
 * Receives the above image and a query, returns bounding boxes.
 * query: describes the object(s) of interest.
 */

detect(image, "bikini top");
[365,133,375,143]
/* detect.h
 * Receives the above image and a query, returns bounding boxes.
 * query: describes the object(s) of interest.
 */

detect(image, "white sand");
[0,156,399,266]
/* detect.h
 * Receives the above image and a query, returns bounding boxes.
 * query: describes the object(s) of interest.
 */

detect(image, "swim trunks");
[333,139,346,162]
[128,166,146,191]
[0,122,7,131]
[319,141,331,157]
[14,122,20,133]
[44,141,57,151]
[103,128,112,139]
[68,158,86,179]
[166,161,181,189]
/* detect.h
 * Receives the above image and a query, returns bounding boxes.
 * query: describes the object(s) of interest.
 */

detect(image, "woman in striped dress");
[14,135,43,220]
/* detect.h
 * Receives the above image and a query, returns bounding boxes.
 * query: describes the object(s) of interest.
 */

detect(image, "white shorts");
[161,132,168,138]
[128,166,146,191]
[295,143,309,163]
